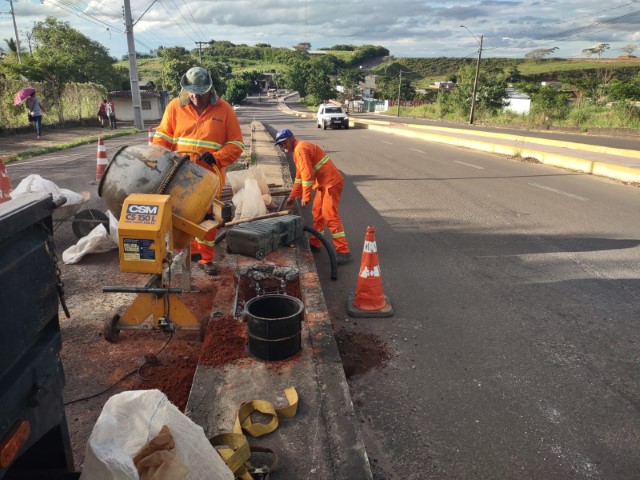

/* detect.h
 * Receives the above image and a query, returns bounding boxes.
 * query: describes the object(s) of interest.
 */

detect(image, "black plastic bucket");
[245,294,303,361]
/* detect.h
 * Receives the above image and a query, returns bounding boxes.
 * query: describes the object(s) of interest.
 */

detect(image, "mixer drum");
[98,145,221,248]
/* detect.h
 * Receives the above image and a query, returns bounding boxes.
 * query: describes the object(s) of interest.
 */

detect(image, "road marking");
[409,148,425,154]
[382,140,393,145]
[528,182,588,201]
[454,160,484,170]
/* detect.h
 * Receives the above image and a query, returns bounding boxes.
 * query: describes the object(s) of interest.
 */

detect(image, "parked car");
[316,104,350,130]
[267,88,277,98]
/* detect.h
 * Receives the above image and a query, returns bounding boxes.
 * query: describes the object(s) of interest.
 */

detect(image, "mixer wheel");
[103,313,121,343]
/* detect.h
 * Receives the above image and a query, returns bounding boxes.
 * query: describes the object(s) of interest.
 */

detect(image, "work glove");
[200,152,217,167]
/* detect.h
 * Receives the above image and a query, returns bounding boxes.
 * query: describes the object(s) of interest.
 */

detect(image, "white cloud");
[3,0,640,60]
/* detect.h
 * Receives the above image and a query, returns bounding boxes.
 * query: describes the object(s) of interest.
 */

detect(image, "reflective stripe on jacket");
[290,140,342,204]
[152,94,244,182]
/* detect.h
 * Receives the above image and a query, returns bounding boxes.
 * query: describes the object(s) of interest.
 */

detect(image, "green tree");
[524,47,558,61]
[447,64,508,119]
[7,17,118,122]
[530,86,570,122]
[283,58,311,98]
[304,57,336,103]
[338,68,364,101]
[621,44,638,56]
[505,66,524,83]
[3,38,17,54]
[607,78,640,101]
[582,43,610,61]
[374,73,416,102]
[158,47,195,97]
[222,77,250,105]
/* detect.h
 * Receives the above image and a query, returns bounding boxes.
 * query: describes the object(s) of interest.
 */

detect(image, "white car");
[316,104,349,130]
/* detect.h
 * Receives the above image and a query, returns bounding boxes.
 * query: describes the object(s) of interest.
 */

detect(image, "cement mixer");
[98,145,224,341]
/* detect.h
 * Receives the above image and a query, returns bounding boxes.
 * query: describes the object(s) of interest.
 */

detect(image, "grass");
[3,128,139,164]
[517,57,640,76]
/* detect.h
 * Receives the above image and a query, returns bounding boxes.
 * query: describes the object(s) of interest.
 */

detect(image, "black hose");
[304,225,337,280]
[214,230,227,246]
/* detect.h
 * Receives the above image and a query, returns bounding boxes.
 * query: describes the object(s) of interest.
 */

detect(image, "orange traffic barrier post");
[148,127,154,145]
[0,158,13,204]
[347,225,394,318]
[95,137,108,182]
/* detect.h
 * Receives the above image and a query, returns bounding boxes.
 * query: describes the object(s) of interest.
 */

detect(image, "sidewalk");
[0,125,137,162]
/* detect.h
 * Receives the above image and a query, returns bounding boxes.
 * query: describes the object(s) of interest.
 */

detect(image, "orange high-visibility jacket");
[153,93,244,181]
[290,140,343,204]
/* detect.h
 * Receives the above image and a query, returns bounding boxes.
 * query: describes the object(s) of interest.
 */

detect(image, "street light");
[460,25,483,125]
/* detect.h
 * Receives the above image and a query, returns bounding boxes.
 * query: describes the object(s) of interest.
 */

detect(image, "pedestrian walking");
[275,128,352,265]
[153,66,244,275]
[98,99,108,128]
[107,99,116,129]
[25,91,45,139]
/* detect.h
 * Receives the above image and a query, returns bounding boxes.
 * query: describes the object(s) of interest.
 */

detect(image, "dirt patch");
[334,329,392,379]
[199,316,248,366]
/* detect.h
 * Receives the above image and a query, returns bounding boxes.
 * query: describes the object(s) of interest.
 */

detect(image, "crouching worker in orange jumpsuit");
[153,67,244,275]
[275,128,352,265]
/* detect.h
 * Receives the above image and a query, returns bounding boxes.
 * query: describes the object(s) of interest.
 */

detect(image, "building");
[503,88,531,115]
[434,81,456,90]
[108,87,170,123]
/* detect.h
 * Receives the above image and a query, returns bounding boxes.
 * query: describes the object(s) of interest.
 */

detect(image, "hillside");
[123,44,640,90]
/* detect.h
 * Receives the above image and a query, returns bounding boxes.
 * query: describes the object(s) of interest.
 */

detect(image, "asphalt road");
[242,99,640,479]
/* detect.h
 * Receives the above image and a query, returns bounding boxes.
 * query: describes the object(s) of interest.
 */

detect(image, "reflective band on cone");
[0,158,13,204]
[148,127,154,145]
[95,137,108,181]
[347,225,394,318]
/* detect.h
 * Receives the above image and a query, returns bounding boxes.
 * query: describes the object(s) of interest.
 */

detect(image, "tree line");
[2,17,640,133]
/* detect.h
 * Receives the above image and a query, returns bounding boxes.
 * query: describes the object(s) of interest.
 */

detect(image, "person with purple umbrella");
[25,91,45,139]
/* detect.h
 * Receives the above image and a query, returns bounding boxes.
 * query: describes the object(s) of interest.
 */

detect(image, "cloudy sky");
[3,0,640,60]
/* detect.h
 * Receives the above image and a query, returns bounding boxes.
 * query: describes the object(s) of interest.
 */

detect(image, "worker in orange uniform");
[275,128,352,265]
[153,67,244,275]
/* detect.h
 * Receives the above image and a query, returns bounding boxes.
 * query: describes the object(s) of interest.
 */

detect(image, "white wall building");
[503,88,531,115]
[108,89,170,124]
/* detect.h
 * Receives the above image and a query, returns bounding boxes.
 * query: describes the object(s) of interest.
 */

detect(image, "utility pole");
[469,35,483,125]
[195,41,208,64]
[396,70,402,117]
[7,0,22,63]
[123,0,144,130]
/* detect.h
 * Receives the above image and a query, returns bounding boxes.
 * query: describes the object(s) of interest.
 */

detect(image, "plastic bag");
[62,223,117,264]
[80,390,233,480]
[11,174,85,206]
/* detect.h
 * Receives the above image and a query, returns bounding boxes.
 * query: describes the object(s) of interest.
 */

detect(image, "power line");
[484,9,640,54]
[44,0,124,33]
[180,0,207,40]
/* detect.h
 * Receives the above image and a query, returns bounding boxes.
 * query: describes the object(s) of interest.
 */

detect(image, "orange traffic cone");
[95,137,107,182]
[148,127,154,145]
[0,158,13,204]
[347,225,394,318]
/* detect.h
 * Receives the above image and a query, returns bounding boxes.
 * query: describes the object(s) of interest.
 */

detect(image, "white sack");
[11,174,85,205]
[107,210,119,245]
[226,167,272,205]
[238,178,267,220]
[62,224,116,264]
[80,389,233,480]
